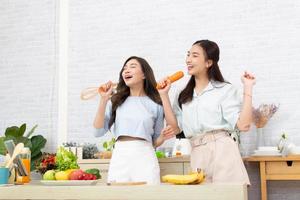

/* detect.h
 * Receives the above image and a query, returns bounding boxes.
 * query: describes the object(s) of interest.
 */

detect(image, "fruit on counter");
[43,170,56,180]
[69,169,97,180]
[55,171,69,180]
[188,170,205,184]
[65,169,77,177]
[162,169,205,185]
[155,151,165,158]
[36,153,56,175]
[85,168,101,179]
[69,169,84,180]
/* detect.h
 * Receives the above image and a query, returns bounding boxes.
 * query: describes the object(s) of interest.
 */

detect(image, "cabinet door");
[183,162,192,174]
[159,163,184,176]
[79,164,109,183]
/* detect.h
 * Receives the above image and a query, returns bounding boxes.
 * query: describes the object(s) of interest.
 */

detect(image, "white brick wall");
[0,0,58,152]
[1,1,300,199]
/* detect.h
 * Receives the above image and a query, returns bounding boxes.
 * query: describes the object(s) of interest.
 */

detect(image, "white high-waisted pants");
[107,140,160,185]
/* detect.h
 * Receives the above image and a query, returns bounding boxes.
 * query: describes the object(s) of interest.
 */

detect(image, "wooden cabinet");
[159,163,184,176]
[266,161,300,175]
[78,156,190,183]
[183,162,192,175]
[245,155,300,200]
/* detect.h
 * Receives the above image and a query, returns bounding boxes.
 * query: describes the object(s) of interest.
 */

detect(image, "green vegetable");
[0,123,47,171]
[55,147,79,171]
[85,168,101,179]
[103,138,116,151]
[155,151,165,158]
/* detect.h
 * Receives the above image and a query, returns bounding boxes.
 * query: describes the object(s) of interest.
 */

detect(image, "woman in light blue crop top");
[157,40,256,184]
[93,56,172,185]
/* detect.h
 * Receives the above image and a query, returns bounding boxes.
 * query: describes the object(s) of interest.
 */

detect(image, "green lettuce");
[55,147,79,171]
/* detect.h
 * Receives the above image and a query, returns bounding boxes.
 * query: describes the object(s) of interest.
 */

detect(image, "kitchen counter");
[0,181,247,200]
[78,156,190,164]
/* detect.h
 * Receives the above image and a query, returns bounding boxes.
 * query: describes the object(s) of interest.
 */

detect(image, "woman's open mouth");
[124,75,133,80]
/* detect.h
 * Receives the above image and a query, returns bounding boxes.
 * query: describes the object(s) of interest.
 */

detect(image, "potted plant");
[99,138,115,159]
[0,123,47,170]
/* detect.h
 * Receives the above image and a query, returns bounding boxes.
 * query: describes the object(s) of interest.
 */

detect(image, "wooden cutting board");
[107,181,147,186]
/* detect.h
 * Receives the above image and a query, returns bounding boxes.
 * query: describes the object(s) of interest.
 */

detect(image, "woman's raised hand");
[241,71,256,86]
[98,81,114,101]
[157,77,171,95]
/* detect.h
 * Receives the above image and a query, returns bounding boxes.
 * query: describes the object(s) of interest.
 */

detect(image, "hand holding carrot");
[156,71,184,89]
[156,71,184,95]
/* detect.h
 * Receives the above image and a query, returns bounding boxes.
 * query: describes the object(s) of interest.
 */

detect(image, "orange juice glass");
[16,147,31,183]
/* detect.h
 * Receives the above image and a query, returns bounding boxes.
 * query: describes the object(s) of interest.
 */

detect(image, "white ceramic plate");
[258,146,278,151]
[40,180,99,186]
[252,152,282,156]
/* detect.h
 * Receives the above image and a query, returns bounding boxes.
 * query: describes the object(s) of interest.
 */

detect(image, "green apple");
[43,170,56,180]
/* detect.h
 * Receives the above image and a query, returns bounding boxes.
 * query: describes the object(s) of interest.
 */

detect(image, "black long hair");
[108,56,162,128]
[178,40,226,108]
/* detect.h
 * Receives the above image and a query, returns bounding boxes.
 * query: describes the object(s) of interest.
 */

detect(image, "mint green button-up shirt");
[173,81,241,138]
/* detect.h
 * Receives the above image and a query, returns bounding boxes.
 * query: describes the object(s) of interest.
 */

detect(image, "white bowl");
[289,146,300,155]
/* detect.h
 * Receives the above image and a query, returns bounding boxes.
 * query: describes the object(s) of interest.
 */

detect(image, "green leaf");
[30,135,46,158]
[26,124,38,138]
[103,142,108,150]
[31,151,42,171]
[5,126,20,137]
[0,137,6,155]
[18,124,26,137]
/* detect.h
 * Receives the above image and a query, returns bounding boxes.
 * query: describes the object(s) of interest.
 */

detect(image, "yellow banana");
[162,169,205,185]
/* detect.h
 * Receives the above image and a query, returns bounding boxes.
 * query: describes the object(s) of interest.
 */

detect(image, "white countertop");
[0,181,247,200]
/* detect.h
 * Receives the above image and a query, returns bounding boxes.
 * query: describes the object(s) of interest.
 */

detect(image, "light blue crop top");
[94,96,164,143]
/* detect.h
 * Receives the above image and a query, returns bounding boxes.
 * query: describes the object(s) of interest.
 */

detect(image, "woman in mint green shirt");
[158,40,256,184]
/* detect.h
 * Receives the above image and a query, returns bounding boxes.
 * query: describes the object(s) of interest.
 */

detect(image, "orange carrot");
[168,71,184,82]
[156,71,184,89]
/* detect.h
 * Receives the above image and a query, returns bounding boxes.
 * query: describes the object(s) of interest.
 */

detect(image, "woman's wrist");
[99,98,109,106]
[160,93,170,101]
[243,85,253,93]
[243,93,252,98]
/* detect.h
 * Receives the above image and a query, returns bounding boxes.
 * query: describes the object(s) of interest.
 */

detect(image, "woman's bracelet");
[243,93,252,98]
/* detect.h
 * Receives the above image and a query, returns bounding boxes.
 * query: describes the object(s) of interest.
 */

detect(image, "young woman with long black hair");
[157,40,256,184]
[93,56,172,184]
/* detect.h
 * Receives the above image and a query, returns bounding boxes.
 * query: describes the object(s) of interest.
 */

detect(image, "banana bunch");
[162,169,205,185]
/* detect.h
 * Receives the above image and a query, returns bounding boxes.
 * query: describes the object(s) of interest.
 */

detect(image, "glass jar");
[256,127,265,149]
[16,147,31,183]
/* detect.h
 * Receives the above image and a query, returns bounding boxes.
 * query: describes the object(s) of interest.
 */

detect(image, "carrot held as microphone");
[156,71,184,89]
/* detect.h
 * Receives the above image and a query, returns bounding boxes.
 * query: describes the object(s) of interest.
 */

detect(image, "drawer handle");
[286,161,293,166]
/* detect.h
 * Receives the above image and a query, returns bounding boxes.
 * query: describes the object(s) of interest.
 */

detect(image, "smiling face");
[121,59,145,87]
[186,44,212,77]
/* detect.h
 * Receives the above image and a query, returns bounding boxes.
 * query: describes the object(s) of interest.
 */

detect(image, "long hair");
[108,56,162,128]
[178,40,226,108]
